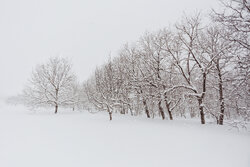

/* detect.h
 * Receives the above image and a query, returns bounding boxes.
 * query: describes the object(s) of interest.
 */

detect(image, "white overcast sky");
[0,0,219,98]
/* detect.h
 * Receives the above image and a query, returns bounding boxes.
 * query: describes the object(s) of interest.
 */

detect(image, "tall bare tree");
[213,0,250,121]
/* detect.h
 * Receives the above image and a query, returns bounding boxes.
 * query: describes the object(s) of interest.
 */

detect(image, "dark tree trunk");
[143,98,150,118]
[107,107,112,121]
[55,105,58,114]
[158,100,165,120]
[198,98,205,124]
[198,72,206,124]
[109,112,112,121]
[55,88,59,114]
[129,106,133,116]
[217,61,225,125]
[164,93,173,120]
[165,100,173,120]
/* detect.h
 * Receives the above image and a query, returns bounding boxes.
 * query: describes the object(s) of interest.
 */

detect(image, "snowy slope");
[0,104,250,167]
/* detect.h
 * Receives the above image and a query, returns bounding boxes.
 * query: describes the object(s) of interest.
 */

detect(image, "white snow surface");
[0,103,250,167]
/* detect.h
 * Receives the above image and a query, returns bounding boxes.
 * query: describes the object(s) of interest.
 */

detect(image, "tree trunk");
[164,94,173,120]
[109,112,112,121]
[158,100,165,120]
[198,72,206,124]
[143,98,150,118]
[217,61,225,125]
[198,98,205,124]
[107,107,112,121]
[55,105,58,114]
[121,105,126,114]
[163,87,173,120]
[55,88,59,114]
[165,101,173,120]
[129,106,133,116]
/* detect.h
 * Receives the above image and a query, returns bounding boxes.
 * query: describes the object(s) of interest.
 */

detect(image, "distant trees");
[23,57,76,114]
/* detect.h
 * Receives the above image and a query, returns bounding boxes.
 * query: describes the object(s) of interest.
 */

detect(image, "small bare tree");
[23,57,76,114]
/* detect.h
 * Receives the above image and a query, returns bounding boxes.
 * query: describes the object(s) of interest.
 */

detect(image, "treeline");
[18,0,249,125]
[83,0,249,124]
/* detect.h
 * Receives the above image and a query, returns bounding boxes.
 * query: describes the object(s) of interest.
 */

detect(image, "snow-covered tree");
[213,0,250,121]
[23,57,76,114]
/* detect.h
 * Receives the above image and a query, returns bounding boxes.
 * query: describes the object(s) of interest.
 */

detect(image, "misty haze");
[0,0,249,167]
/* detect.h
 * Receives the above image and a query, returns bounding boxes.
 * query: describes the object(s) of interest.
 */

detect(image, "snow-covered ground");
[0,102,250,167]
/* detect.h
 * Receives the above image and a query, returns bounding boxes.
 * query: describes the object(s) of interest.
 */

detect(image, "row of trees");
[19,0,249,125]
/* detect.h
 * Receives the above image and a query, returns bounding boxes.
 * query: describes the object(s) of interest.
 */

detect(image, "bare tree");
[200,25,234,124]
[213,0,250,121]
[160,14,216,124]
[84,60,117,121]
[119,44,152,118]
[23,57,76,114]
[213,0,250,50]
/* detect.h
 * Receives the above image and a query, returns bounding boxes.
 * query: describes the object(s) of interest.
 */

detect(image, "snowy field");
[0,102,250,167]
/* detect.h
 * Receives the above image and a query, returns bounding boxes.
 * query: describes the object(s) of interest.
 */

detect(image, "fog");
[0,0,218,98]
